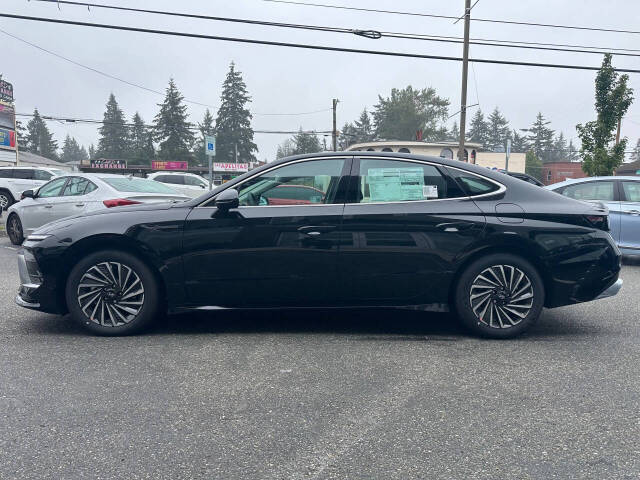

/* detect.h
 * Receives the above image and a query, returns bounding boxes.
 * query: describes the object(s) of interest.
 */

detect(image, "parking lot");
[0,236,639,479]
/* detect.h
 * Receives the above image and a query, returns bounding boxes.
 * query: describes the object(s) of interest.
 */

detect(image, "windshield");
[101,177,179,194]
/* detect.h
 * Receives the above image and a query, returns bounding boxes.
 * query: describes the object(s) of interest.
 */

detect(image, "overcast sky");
[3,0,640,162]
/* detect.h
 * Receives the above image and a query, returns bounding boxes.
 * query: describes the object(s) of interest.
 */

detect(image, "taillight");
[585,215,609,231]
[102,198,142,208]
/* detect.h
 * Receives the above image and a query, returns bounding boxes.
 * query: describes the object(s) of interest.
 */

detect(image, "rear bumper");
[595,278,623,300]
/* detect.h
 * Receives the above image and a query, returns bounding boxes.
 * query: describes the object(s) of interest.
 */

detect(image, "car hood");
[32,202,187,236]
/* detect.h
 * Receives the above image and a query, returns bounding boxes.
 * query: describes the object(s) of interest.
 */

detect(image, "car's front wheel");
[7,213,24,245]
[65,250,161,335]
[454,254,545,339]
[0,189,14,210]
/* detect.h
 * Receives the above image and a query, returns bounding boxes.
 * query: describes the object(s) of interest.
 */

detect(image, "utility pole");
[615,117,621,145]
[234,143,238,163]
[332,98,339,151]
[457,0,472,163]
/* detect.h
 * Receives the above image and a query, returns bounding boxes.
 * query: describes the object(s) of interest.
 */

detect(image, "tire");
[0,189,14,211]
[65,249,161,336]
[7,213,24,246]
[454,254,545,339]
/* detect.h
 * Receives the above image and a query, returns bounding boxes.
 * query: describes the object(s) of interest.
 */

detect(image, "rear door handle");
[44,205,53,209]
[75,203,85,207]
[627,209,640,216]
[436,222,475,232]
[298,225,337,236]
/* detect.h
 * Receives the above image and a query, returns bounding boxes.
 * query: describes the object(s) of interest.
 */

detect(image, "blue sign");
[205,135,216,157]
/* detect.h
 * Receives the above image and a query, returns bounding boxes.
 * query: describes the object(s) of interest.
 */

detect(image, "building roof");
[616,160,640,175]
[18,151,72,169]
[346,140,483,151]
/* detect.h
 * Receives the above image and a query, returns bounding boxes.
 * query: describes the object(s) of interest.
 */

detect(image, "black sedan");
[15,152,622,338]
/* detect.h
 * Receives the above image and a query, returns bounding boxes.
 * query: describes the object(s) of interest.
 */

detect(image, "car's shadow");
[24,307,604,341]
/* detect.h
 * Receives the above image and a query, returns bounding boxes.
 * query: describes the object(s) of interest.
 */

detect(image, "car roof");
[149,171,197,175]
[0,166,60,170]
[546,175,640,189]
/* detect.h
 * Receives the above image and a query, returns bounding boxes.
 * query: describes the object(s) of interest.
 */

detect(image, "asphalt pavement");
[0,237,639,479]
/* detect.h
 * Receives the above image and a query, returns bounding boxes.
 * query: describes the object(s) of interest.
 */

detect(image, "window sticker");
[367,167,425,202]
[423,185,438,199]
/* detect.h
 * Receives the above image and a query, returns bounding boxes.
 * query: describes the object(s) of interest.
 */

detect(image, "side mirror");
[200,184,206,189]
[214,188,239,211]
[21,190,35,200]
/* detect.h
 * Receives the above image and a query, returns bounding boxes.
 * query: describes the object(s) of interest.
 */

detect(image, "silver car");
[546,176,640,255]
[5,173,190,245]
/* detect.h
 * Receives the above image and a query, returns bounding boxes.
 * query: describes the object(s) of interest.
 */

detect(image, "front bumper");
[595,278,623,300]
[15,250,43,310]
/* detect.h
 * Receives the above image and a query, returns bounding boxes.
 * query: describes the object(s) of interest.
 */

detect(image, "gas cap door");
[495,203,525,224]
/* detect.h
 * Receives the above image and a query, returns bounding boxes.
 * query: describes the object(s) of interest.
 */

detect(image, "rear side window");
[357,159,465,203]
[156,175,183,185]
[447,168,502,196]
[0,169,13,178]
[13,169,34,180]
[184,175,206,187]
[102,177,178,194]
[62,177,94,196]
[622,182,640,202]
[560,181,614,201]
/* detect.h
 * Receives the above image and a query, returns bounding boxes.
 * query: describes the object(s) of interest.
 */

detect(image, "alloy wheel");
[469,265,534,329]
[76,262,145,327]
[9,216,22,241]
[0,194,8,209]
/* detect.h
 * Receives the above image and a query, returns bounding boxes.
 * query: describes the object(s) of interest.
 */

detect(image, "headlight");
[25,234,52,242]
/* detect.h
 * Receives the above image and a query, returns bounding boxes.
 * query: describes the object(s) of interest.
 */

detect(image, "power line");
[261,0,640,35]
[0,26,331,117]
[26,0,640,58]
[15,112,332,135]
[3,13,640,73]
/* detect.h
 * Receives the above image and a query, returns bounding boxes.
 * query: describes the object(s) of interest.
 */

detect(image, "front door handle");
[436,222,475,232]
[44,205,53,209]
[75,203,85,207]
[297,225,337,236]
[627,209,640,216]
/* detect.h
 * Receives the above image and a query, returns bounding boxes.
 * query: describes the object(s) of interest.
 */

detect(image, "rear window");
[101,177,178,194]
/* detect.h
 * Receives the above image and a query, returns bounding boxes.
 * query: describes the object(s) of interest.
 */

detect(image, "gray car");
[5,173,190,245]
[546,176,640,255]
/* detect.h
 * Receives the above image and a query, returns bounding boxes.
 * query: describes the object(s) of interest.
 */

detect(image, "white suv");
[0,166,65,210]
[147,172,209,198]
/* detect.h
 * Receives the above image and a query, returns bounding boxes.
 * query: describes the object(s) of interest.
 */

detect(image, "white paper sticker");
[423,185,438,199]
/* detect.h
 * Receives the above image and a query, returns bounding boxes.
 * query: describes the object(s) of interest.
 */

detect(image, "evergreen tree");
[276,138,295,159]
[567,139,580,161]
[511,129,527,152]
[631,138,640,162]
[338,122,357,150]
[466,109,489,147]
[60,135,88,163]
[15,120,28,150]
[128,112,155,165]
[353,108,374,143]
[88,144,96,160]
[486,107,510,151]
[577,54,634,176]
[96,93,128,159]
[525,150,543,181]
[195,108,215,166]
[526,113,555,162]
[373,85,449,141]
[154,79,195,162]
[449,122,460,142]
[215,63,257,163]
[25,109,58,159]
[291,128,322,155]
[551,132,568,162]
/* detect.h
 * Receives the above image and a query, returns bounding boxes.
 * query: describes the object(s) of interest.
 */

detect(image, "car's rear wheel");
[7,213,24,245]
[65,250,161,336]
[454,254,544,339]
[0,189,14,210]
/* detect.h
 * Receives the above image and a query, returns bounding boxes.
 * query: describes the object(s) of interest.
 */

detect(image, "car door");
[19,177,68,232]
[182,157,350,307]
[339,157,486,306]
[49,177,97,222]
[619,180,640,251]
[556,180,620,244]
[183,174,208,197]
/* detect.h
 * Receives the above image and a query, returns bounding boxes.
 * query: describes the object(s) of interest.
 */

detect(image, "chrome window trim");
[196,156,352,208]
[195,155,506,208]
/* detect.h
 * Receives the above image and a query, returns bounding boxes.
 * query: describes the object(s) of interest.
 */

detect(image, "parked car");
[0,166,65,210]
[546,176,640,255]
[15,152,621,338]
[147,172,209,198]
[5,173,190,245]
[503,171,545,187]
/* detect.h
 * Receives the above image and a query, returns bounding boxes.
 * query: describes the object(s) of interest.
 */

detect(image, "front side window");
[37,177,67,198]
[560,181,614,201]
[357,159,464,203]
[0,169,12,179]
[34,170,53,181]
[622,181,640,202]
[62,177,92,196]
[185,175,206,187]
[235,159,345,206]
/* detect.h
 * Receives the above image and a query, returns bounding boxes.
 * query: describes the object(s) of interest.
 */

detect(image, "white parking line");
[3,246,17,251]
